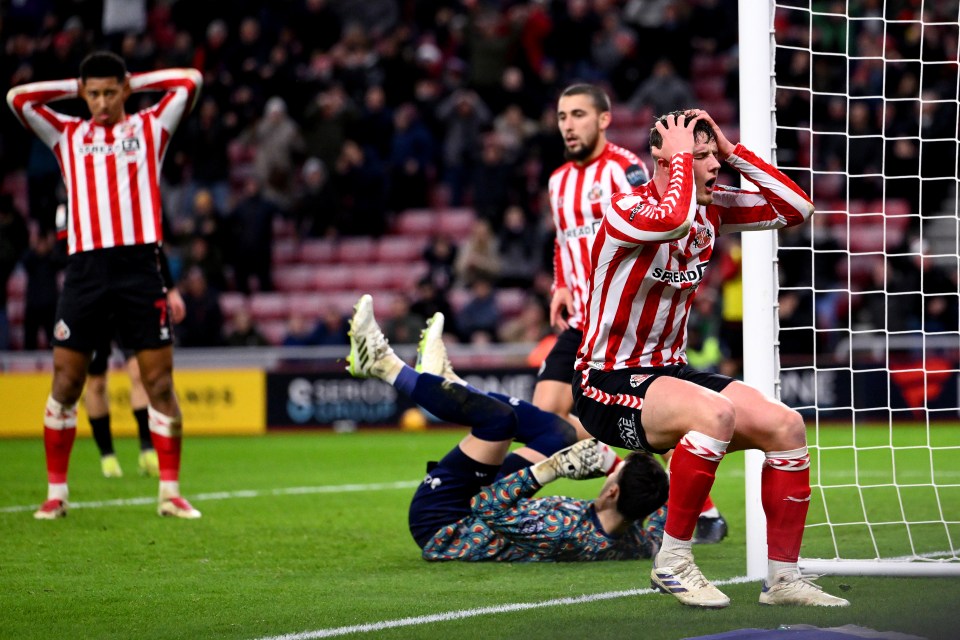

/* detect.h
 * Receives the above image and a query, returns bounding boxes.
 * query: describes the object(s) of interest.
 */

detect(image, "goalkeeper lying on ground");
[346,294,669,561]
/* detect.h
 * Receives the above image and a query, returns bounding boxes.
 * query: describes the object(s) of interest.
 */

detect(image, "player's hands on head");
[530,438,606,485]
[656,113,697,161]
[685,109,737,158]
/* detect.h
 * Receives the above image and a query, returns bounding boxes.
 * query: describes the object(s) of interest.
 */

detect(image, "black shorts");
[537,328,583,383]
[572,364,735,455]
[54,244,171,354]
[407,450,498,549]
[87,339,136,376]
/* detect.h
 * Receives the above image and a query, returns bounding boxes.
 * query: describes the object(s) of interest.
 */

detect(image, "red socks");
[664,431,729,540]
[148,406,183,483]
[762,447,811,562]
[43,395,77,485]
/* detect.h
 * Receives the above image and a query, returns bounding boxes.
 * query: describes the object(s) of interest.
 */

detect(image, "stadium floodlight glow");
[740,0,960,578]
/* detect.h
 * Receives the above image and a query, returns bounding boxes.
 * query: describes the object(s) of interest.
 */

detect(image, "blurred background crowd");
[0,0,956,374]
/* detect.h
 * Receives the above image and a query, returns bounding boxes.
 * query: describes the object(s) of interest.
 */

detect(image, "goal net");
[741,0,960,576]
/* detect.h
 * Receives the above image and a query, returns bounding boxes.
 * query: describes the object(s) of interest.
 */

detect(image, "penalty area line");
[252,576,758,640]
[0,480,421,514]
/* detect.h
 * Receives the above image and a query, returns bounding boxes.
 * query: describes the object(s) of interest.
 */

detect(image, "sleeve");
[130,68,202,134]
[469,469,562,542]
[605,152,697,247]
[6,78,80,148]
[714,144,815,233]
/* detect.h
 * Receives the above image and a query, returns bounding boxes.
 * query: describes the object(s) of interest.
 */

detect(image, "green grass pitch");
[1,428,959,640]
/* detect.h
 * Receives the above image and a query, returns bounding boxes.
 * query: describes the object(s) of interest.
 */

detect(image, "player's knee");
[778,407,807,448]
[140,369,174,403]
[707,396,736,441]
[52,368,87,404]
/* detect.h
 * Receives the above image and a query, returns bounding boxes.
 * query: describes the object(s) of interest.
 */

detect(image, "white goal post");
[739,0,960,577]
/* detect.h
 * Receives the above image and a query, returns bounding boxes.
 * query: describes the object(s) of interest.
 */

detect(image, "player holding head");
[572,109,849,607]
[347,294,669,561]
[7,51,203,519]
[535,85,726,543]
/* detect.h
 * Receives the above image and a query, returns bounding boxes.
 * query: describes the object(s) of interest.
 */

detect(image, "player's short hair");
[615,452,669,522]
[80,52,127,82]
[560,84,611,113]
[648,110,716,149]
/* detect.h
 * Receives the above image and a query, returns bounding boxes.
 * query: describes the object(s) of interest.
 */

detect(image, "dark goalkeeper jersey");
[421,467,664,562]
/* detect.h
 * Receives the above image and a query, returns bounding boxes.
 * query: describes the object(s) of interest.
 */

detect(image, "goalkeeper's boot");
[651,550,730,608]
[346,295,402,381]
[138,449,160,477]
[692,513,728,544]
[34,498,68,520]
[415,312,466,385]
[158,496,202,519]
[100,454,124,478]
[759,572,849,607]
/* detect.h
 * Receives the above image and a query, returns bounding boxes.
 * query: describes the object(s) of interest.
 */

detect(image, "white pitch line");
[0,480,421,514]
[252,576,759,640]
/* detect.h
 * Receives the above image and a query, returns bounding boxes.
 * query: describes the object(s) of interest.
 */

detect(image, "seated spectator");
[410,277,458,339]
[454,219,500,287]
[382,296,425,344]
[224,308,269,347]
[456,277,500,343]
[176,267,224,347]
[422,234,457,292]
[311,307,351,346]
[499,297,550,344]
[292,157,338,239]
[282,311,318,347]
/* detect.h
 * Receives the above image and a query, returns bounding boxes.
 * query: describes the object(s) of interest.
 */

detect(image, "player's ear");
[598,109,611,131]
[122,76,132,100]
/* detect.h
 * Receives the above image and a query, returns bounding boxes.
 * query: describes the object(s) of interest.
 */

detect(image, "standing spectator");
[7,52,203,518]
[22,230,64,351]
[180,97,235,214]
[388,104,434,212]
[292,157,338,238]
[436,88,492,206]
[627,58,697,118]
[422,234,458,292]
[176,266,223,347]
[0,195,29,350]
[497,205,540,289]
[332,140,389,237]
[230,179,278,293]
[240,96,306,211]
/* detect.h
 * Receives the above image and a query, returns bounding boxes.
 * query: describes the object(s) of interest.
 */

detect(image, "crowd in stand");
[0,0,955,367]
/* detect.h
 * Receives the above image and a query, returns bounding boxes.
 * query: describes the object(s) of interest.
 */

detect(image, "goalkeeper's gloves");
[530,438,607,485]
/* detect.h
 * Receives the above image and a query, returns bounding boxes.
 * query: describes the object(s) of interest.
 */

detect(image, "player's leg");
[125,354,158,477]
[722,381,848,607]
[117,245,199,519]
[36,346,92,519]
[531,327,591,438]
[574,368,733,607]
[86,342,123,478]
[660,447,728,545]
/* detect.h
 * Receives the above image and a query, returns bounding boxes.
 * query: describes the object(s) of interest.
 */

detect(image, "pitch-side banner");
[0,370,265,437]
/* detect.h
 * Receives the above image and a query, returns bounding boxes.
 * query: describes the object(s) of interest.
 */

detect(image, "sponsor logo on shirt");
[625,164,648,186]
[650,262,709,285]
[560,220,602,242]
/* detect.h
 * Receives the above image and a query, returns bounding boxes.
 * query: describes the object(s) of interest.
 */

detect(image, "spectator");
[282,311,318,347]
[422,234,458,292]
[381,296,424,345]
[22,230,64,351]
[332,140,389,237]
[0,196,29,350]
[225,308,270,347]
[388,104,434,212]
[180,97,236,214]
[456,277,500,344]
[454,218,500,288]
[496,205,540,289]
[292,157,338,239]
[311,307,351,346]
[230,179,278,294]
[499,296,550,344]
[240,96,306,211]
[436,88,492,206]
[471,133,514,226]
[627,58,696,118]
[410,277,458,339]
[176,267,223,347]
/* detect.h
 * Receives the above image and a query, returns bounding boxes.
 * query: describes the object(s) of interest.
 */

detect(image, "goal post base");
[799,559,960,577]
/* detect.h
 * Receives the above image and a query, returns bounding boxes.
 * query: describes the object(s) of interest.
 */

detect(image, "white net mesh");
[772,0,960,566]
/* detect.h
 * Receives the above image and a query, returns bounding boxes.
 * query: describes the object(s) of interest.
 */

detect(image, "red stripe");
[82,129,103,250]
[141,115,163,241]
[103,127,124,245]
[606,246,658,365]
[128,161,144,243]
[571,166,586,228]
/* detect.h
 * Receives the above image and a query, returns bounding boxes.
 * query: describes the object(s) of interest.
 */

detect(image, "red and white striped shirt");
[576,144,814,371]
[548,142,649,330]
[7,69,202,255]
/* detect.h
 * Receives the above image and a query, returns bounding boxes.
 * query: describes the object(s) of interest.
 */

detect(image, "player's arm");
[130,68,203,130]
[605,116,699,246]
[6,78,79,146]
[156,245,186,324]
[550,239,573,330]
[696,110,815,232]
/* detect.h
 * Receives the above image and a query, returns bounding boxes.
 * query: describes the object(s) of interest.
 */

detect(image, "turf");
[1,430,959,640]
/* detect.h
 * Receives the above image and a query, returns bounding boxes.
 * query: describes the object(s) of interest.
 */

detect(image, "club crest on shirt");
[587,182,603,202]
[693,225,714,248]
[629,374,652,388]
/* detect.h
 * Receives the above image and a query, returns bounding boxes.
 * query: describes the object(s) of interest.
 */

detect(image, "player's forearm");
[130,68,202,93]
[470,469,540,516]
[7,78,79,115]
[726,144,814,226]
[607,153,696,244]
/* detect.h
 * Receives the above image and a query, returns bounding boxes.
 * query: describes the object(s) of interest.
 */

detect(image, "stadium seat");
[313,264,356,291]
[376,235,425,262]
[334,237,377,263]
[299,238,337,264]
[218,291,248,320]
[7,299,24,323]
[394,209,437,237]
[351,264,396,291]
[6,268,25,298]
[288,292,324,320]
[249,292,290,321]
[272,264,315,292]
[438,208,476,237]
[694,77,726,100]
[258,319,289,346]
[701,99,735,124]
[272,238,299,265]
[691,54,728,76]
[608,128,648,154]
